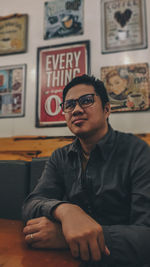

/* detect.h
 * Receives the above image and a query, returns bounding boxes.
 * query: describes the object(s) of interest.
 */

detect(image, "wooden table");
[0,219,81,267]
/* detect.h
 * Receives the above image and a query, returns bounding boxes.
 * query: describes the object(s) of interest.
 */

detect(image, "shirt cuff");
[41,199,69,222]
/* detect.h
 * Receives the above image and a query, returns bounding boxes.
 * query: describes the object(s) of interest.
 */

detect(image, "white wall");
[0,0,150,137]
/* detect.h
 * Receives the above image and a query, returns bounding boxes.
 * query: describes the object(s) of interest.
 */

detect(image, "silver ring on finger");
[30,233,34,240]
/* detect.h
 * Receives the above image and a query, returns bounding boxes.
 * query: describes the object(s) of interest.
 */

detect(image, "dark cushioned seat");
[0,160,29,220]
[29,157,48,192]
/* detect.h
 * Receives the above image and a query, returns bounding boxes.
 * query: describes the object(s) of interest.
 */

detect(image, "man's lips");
[72,118,87,125]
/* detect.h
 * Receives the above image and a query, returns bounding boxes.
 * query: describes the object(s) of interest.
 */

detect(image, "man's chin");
[70,127,89,138]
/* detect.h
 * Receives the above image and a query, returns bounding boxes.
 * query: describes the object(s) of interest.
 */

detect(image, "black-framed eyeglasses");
[60,93,96,113]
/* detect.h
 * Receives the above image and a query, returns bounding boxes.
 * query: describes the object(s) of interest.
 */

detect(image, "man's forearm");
[53,203,83,222]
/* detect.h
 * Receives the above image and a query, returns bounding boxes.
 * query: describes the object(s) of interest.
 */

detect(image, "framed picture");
[101,0,147,53]
[101,63,150,112]
[36,40,90,127]
[44,0,84,40]
[0,64,26,118]
[0,14,28,55]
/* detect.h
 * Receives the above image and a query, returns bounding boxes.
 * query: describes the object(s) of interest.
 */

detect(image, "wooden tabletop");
[0,219,81,267]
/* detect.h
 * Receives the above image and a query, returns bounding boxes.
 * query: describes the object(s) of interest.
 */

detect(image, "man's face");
[64,83,110,138]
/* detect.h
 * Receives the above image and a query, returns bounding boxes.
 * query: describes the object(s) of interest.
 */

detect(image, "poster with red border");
[36,41,90,127]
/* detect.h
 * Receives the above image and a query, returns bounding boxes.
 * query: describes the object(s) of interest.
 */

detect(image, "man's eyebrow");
[65,94,92,102]
[65,98,74,102]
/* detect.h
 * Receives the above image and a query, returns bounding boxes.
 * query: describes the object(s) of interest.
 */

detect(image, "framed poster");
[101,0,147,53]
[0,13,28,55]
[101,63,149,112]
[36,40,90,127]
[0,64,26,118]
[44,0,84,39]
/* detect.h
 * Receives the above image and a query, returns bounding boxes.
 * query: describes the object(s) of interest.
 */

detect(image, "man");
[23,74,150,267]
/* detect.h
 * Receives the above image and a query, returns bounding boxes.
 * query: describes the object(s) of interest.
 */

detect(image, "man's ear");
[104,103,111,116]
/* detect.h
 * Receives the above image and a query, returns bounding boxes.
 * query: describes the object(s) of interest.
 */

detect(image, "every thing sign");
[36,41,90,127]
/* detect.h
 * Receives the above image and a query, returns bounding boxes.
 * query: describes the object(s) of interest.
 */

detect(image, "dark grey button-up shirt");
[22,125,150,267]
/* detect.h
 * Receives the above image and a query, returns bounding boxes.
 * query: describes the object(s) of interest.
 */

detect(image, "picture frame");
[0,64,26,118]
[101,63,150,112]
[44,0,84,40]
[0,13,28,55]
[101,0,147,54]
[36,40,90,127]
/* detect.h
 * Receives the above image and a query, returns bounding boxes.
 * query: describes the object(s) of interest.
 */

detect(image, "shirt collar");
[68,137,81,154]
[68,124,116,160]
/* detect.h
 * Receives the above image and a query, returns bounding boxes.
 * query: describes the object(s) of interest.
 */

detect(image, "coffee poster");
[101,0,147,53]
[36,41,90,127]
[0,14,28,55]
[101,63,150,112]
[44,0,84,39]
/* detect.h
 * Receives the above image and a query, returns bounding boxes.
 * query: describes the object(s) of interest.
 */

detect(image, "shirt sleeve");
[102,141,150,266]
[22,149,68,222]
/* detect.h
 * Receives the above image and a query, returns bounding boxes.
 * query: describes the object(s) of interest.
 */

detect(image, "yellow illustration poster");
[0,14,28,55]
[101,63,150,112]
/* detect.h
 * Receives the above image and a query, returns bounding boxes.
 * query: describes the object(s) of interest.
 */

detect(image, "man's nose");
[72,102,84,114]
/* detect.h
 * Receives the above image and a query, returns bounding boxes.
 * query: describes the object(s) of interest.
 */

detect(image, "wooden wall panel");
[0,136,74,161]
[0,134,149,161]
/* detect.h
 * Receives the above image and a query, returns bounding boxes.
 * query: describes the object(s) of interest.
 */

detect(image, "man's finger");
[88,238,101,261]
[23,224,39,235]
[79,241,90,261]
[26,217,44,226]
[97,232,105,253]
[25,232,40,244]
[104,246,110,256]
[69,241,80,259]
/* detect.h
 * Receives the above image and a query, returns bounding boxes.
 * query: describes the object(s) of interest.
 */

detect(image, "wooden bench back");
[0,134,149,161]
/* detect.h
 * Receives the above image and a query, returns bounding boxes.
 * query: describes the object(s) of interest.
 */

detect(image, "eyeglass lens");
[63,94,95,112]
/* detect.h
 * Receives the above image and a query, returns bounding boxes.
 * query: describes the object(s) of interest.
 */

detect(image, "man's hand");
[23,216,68,249]
[53,204,110,262]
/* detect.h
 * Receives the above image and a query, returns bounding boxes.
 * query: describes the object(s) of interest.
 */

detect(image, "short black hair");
[62,74,109,109]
